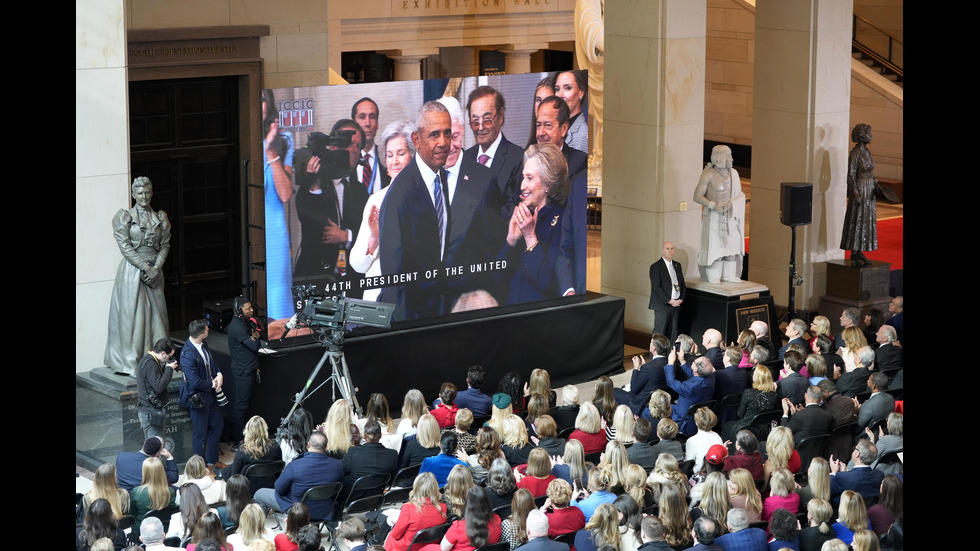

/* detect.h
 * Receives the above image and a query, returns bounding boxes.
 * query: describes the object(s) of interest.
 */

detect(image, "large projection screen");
[262,71,589,336]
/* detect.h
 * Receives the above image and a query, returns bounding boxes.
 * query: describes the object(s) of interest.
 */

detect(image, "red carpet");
[745,216,903,270]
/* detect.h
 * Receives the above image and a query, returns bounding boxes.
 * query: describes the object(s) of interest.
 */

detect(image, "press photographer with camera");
[136,337,178,440]
[293,120,369,296]
[180,319,226,469]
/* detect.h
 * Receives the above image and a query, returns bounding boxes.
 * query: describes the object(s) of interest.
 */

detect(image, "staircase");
[852,14,903,88]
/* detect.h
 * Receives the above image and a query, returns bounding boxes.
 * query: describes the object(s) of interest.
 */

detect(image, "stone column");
[601,1,707,332]
[500,45,545,74]
[381,50,438,81]
[749,0,854,312]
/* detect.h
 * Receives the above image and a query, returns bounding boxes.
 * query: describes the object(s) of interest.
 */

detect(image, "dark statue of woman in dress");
[104,177,171,375]
[840,123,878,265]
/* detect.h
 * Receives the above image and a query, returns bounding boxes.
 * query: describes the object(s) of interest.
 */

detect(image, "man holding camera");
[181,319,225,468]
[136,338,178,440]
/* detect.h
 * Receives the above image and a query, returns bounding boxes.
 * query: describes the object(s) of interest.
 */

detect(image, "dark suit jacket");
[180,339,221,407]
[521,536,570,551]
[778,337,807,359]
[274,451,344,519]
[616,356,668,415]
[648,258,686,310]
[829,466,884,502]
[715,527,768,551]
[874,344,903,372]
[756,337,779,363]
[444,155,505,306]
[836,367,870,397]
[293,149,369,283]
[504,201,566,304]
[379,158,449,321]
[342,442,398,498]
[777,371,809,406]
[556,149,588,295]
[626,441,659,471]
[713,366,748,402]
[465,134,524,214]
[821,392,856,429]
[703,347,725,370]
[780,403,833,441]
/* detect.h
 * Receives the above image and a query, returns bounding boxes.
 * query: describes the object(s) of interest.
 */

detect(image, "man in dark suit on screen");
[649,241,686,340]
[464,85,524,215]
[379,102,454,321]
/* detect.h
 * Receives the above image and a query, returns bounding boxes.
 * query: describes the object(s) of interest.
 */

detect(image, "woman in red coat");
[385,472,448,551]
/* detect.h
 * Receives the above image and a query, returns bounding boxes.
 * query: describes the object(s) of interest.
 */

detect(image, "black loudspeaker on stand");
[779,183,812,320]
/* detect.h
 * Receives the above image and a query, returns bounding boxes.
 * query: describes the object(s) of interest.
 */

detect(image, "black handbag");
[178,373,204,409]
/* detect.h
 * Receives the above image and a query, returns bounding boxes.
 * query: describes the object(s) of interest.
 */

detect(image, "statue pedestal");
[76,368,193,472]
[681,279,776,344]
[819,259,892,323]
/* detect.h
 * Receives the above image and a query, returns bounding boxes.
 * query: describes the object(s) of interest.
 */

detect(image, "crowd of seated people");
[80,310,903,551]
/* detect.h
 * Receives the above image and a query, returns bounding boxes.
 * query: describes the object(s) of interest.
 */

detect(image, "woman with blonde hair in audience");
[608,404,635,444]
[764,426,801,482]
[645,453,689,498]
[184,454,227,504]
[693,472,731,534]
[227,503,273,550]
[570,466,617,522]
[761,467,800,520]
[820,539,849,551]
[274,502,309,551]
[798,498,834,551]
[446,408,478,455]
[809,316,832,346]
[82,463,129,520]
[727,467,762,523]
[552,384,581,432]
[573,502,622,551]
[851,529,880,551]
[186,512,230,551]
[442,466,474,519]
[129,456,177,530]
[386,472,447,551]
[526,368,556,407]
[832,490,870,545]
[502,413,534,466]
[552,438,590,489]
[516,447,557,496]
[622,464,654,509]
[598,440,630,492]
[685,407,724,473]
[396,389,428,436]
[642,389,672,430]
[724,365,779,441]
[323,398,358,458]
[839,326,869,373]
[540,478,586,536]
[219,415,281,487]
[168,483,212,540]
[569,401,607,454]
[500,488,535,550]
[401,413,442,468]
[657,484,692,549]
[488,393,514,437]
[530,414,566,457]
[797,457,831,505]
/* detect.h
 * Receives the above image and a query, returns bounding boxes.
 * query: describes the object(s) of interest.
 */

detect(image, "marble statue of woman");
[693,145,745,284]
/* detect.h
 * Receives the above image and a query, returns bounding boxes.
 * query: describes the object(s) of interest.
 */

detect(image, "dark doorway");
[129,76,243,331]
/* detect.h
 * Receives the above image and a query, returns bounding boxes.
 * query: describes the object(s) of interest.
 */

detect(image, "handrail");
[852,14,903,79]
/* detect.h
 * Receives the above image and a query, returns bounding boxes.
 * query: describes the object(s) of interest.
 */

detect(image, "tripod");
[278,325,361,435]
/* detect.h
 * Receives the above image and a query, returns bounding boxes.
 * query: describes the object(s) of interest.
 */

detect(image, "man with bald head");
[379,101,455,321]
[649,241,686,340]
[701,328,725,370]
[750,320,779,361]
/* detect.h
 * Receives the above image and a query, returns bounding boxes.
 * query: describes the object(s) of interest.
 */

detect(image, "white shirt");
[476,132,504,165]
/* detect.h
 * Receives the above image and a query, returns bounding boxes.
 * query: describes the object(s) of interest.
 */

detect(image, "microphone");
[279,314,299,341]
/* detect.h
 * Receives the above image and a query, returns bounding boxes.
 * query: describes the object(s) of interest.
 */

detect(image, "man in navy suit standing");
[649,241,686,341]
[465,85,524,215]
[379,102,454,321]
[180,319,224,467]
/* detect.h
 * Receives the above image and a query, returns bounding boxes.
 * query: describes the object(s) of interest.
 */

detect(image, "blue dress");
[264,130,295,320]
